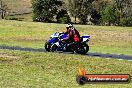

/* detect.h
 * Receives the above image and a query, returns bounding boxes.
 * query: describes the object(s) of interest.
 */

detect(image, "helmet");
[66,23,73,28]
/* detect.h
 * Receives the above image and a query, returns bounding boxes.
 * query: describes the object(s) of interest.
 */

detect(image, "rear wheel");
[45,42,51,52]
[83,44,89,54]
[75,44,89,55]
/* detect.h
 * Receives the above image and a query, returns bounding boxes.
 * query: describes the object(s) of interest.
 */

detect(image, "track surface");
[0,45,132,60]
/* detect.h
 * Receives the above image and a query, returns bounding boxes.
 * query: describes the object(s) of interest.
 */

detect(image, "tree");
[99,0,132,26]
[100,5,117,25]
[92,0,109,11]
[56,9,71,23]
[112,0,124,25]
[67,0,78,23]
[67,0,93,24]
[78,0,93,24]
[32,0,62,22]
[113,0,132,26]
[0,0,8,19]
[121,0,132,26]
[90,9,101,25]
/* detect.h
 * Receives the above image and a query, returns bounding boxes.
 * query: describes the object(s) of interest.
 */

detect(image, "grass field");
[0,50,132,88]
[0,20,132,55]
[5,13,33,22]
[0,0,131,87]
[0,20,132,87]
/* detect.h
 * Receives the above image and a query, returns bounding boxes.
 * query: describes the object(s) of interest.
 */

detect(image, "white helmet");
[66,23,73,28]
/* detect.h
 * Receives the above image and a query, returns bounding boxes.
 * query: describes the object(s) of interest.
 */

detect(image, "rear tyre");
[45,42,51,52]
[75,44,89,55]
[82,44,89,54]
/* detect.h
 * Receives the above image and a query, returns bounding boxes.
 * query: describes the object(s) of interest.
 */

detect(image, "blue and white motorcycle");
[45,32,90,54]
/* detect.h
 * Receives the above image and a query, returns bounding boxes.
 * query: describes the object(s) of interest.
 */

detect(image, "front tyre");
[51,44,58,52]
[45,42,51,52]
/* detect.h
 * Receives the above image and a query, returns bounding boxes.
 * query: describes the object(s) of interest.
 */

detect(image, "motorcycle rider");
[64,23,74,43]
[61,23,80,51]
[61,23,80,43]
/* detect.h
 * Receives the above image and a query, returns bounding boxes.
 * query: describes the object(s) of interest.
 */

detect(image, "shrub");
[100,5,117,26]
[78,14,88,24]
[120,17,132,26]
[56,9,71,23]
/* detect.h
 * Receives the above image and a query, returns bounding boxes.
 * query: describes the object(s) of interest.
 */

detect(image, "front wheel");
[75,43,89,55]
[50,44,58,52]
[45,42,51,52]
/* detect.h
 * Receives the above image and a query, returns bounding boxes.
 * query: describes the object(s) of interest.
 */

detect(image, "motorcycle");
[45,32,90,54]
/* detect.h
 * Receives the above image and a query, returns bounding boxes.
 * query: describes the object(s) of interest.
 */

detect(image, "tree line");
[32,0,132,26]
[1,0,131,26]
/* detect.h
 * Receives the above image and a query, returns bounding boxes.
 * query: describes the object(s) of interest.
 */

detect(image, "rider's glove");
[60,39,64,41]
[59,32,64,35]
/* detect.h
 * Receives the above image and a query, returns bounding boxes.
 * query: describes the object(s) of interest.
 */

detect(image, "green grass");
[0,20,132,87]
[0,49,132,88]
[0,20,132,55]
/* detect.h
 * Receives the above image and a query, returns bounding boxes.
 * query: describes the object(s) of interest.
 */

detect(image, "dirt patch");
[0,54,19,63]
